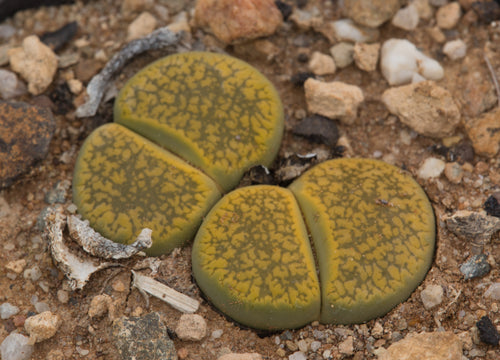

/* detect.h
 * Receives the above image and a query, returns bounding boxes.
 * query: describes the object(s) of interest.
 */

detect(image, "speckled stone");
[0,101,55,188]
[111,312,177,360]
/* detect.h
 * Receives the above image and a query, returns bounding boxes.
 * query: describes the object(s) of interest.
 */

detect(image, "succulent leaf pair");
[73,52,435,329]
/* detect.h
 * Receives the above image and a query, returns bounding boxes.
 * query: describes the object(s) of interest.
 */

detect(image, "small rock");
[24,311,60,344]
[484,195,500,218]
[88,294,114,319]
[8,35,58,95]
[220,352,264,360]
[194,0,282,44]
[0,101,56,188]
[74,59,103,82]
[372,321,384,338]
[0,24,15,40]
[67,79,83,95]
[342,0,401,27]
[0,69,27,99]
[460,254,491,280]
[297,339,308,353]
[420,284,444,309]
[310,341,321,352]
[308,51,336,76]
[40,21,78,52]
[418,158,446,179]
[427,26,447,43]
[0,333,34,360]
[339,336,354,356]
[381,39,444,86]
[0,303,20,319]
[211,329,223,339]
[379,331,462,360]
[24,265,42,282]
[289,7,321,31]
[392,4,420,30]
[5,259,27,274]
[476,316,500,345]
[289,351,307,360]
[111,312,177,360]
[413,0,434,20]
[292,114,339,147]
[57,290,69,304]
[382,81,460,138]
[330,42,354,68]
[35,302,50,313]
[443,210,500,244]
[464,108,500,157]
[484,283,500,300]
[444,162,463,184]
[353,42,380,72]
[443,39,466,60]
[436,2,462,29]
[121,0,154,14]
[127,12,157,41]
[45,180,71,204]
[331,19,379,43]
[430,0,449,6]
[175,314,207,341]
[304,78,364,125]
[167,11,190,34]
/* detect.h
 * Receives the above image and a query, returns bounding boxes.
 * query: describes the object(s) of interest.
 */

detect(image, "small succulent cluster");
[73,52,435,330]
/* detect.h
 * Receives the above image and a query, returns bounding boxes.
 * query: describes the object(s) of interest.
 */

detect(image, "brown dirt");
[0,1,499,359]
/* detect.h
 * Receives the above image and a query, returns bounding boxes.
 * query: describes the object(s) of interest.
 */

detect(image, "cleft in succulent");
[72,123,221,256]
[192,185,321,330]
[114,51,284,192]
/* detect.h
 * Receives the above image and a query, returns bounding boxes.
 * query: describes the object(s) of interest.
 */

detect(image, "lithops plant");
[114,51,284,192]
[192,185,321,330]
[73,50,436,329]
[192,158,435,329]
[73,51,284,256]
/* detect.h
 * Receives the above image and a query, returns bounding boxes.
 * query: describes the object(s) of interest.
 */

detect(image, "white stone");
[421,284,444,309]
[484,283,500,300]
[381,39,444,86]
[392,4,420,30]
[8,35,58,95]
[0,69,27,99]
[413,0,434,20]
[24,311,61,344]
[175,314,207,341]
[289,351,307,360]
[127,11,157,41]
[444,162,463,184]
[167,11,190,33]
[290,7,321,30]
[0,333,34,360]
[418,158,446,179]
[442,39,466,60]
[372,321,384,338]
[330,42,354,68]
[331,19,379,43]
[304,78,364,125]
[308,51,336,75]
[0,303,20,319]
[211,329,223,339]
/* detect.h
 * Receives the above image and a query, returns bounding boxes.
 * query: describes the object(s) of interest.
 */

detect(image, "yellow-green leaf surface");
[72,123,221,256]
[289,158,435,324]
[114,51,284,192]
[192,185,321,330]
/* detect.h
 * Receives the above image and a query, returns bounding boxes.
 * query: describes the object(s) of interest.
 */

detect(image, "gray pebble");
[289,351,307,360]
[35,302,50,313]
[0,333,34,360]
[281,330,294,341]
[484,283,500,301]
[211,329,223,339]
[313,329,325,340]
[0,303,20,319]
[310,341,322,352]
[460,254,491,280]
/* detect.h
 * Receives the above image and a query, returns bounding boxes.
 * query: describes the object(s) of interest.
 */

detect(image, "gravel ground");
[0,0,499,359]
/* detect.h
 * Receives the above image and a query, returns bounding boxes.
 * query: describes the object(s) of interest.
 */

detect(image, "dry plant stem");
[131,270,200,313]
[67,215,152,259]
[484,53,500,106]
[75,27,182,118]
[44,206,116,290]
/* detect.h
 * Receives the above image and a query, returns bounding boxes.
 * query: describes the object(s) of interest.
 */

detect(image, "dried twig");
[484,53,500,106]
[131,270,199,313]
